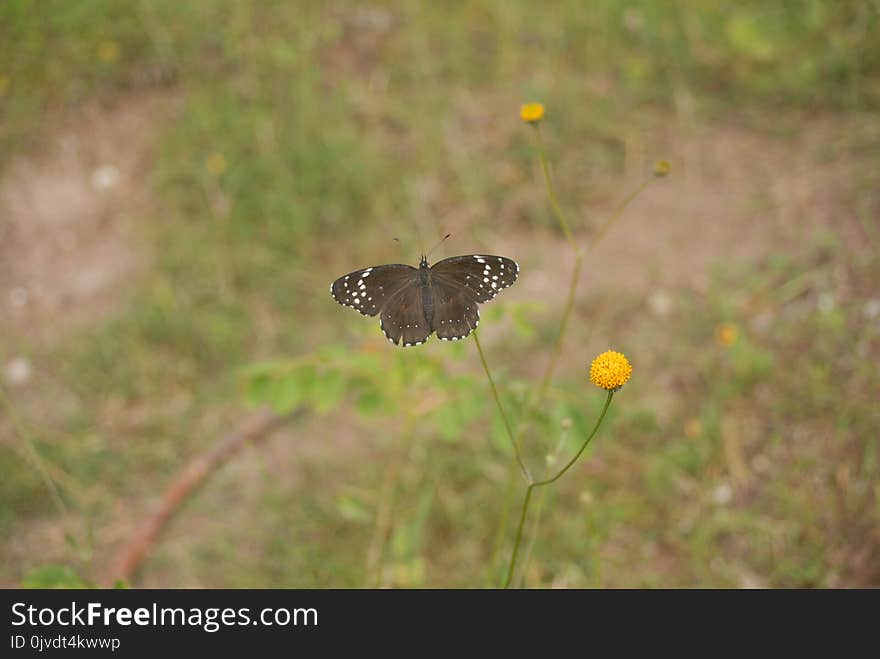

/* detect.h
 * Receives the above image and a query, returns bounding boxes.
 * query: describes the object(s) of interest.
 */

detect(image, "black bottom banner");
[1,588,872,653]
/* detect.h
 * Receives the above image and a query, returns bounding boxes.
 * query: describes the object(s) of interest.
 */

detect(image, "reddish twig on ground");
[105,408,289,586]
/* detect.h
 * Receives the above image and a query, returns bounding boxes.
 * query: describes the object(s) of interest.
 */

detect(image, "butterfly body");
[416,257,436,327]
[331,254,519,347]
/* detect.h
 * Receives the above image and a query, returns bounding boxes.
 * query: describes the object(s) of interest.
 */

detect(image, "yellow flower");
[98,41,120,63]
[520,103,545,124]
[589,350,632,391]
[654,160,671,177]
[715,322,739,347]
[205,152,227,176]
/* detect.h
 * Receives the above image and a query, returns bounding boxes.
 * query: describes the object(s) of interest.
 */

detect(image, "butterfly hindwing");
[330,264,417,317]
[380,285,432,347]
[429,255,519,303]
[430,280,480,341]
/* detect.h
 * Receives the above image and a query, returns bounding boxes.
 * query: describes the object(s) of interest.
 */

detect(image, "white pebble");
[91,164,120,190]
[4,357,32,386]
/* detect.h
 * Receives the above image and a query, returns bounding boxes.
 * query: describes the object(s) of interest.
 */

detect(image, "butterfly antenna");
[426,233,452,259]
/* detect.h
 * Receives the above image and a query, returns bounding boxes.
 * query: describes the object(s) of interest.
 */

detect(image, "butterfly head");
[419,254,429,269]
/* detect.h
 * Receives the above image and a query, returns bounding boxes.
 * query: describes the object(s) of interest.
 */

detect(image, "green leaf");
[336,495,371,523]
[433,404,465,441]
[269,374,305,413]
[312,369,346,414]
[356,387,384,417]
[244,372,274,407]
[726,12,778,63]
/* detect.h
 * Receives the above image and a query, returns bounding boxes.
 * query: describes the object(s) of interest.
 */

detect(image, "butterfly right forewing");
[430,254,519,303]
[330,264,417,317]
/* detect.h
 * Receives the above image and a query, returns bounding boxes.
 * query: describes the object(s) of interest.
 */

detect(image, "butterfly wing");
[430,254,519,303]
[380,285,432,347]
[330,264,417,317]
[429,280,480,341]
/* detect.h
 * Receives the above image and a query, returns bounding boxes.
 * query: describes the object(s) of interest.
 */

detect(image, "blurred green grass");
[1,0,878,587]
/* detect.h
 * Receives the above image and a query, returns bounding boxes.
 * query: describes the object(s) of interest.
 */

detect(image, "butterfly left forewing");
[430,255,519,303]
[330,263,417,317]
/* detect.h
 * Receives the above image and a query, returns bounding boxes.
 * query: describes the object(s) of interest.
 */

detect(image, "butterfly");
[331,254,519,346]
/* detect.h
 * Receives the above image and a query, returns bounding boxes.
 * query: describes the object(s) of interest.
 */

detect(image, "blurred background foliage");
[1,0,878,587]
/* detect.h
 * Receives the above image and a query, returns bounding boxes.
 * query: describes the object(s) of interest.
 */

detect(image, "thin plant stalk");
[519,413,575,579]
[0,387,69,517]
[487,127,657,577]
[504,390,614,588]
[520,486,548,583]
[481,115,662,585]
[530,171,655,418]
[534,126,576,248]
[485,462,520,586]
[586,176,654,252]
[531,249,584,408]
[473,330,531,482]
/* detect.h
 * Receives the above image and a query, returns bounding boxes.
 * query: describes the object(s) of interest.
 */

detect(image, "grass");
[1,0,878,587]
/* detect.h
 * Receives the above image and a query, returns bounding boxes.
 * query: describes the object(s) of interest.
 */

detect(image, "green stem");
[505,486,533,588]
[473,330,531,482]
[487,126,586,579]
[535,390,613,487]
[532,249,584,408]
[492,124,663,587]
[534,125,575,248]
[524,136,656,426]
[485,462,519,585]
[502,125,585,471]
[0,387,69,517]
[586,177,653,252]
[504,390,614,588]
[520,486,548,583]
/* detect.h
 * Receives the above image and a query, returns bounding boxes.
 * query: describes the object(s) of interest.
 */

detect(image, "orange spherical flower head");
[589,350,632,392]
[520,103,545,124]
